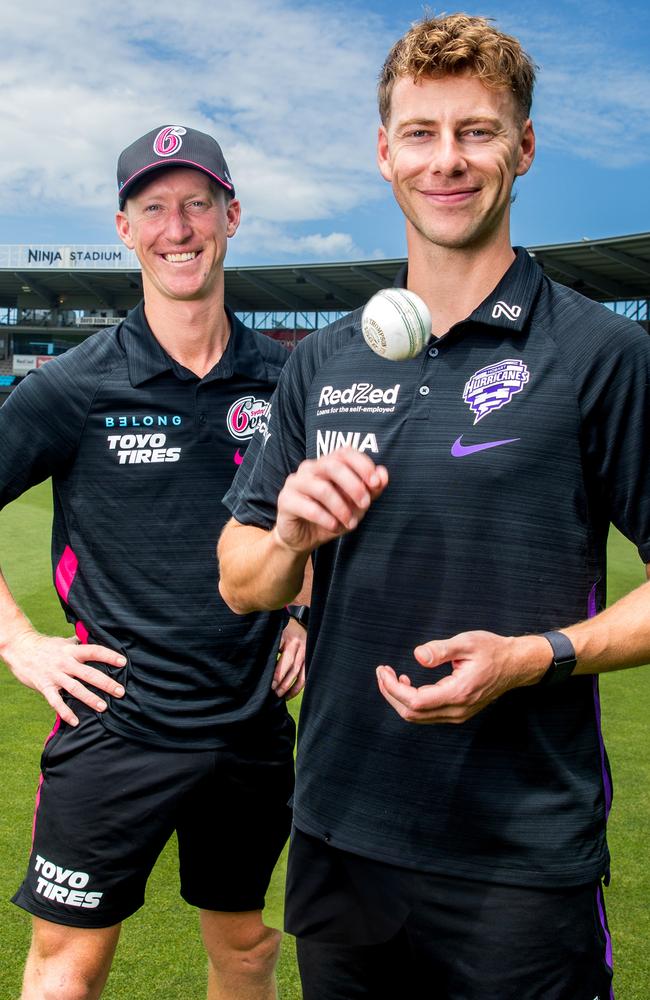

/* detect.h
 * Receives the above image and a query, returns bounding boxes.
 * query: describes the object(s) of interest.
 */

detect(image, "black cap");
[117,125,235,208]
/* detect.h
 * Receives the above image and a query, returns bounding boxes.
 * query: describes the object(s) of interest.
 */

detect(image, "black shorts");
[286,828,614,1000]
[12,706,294,928]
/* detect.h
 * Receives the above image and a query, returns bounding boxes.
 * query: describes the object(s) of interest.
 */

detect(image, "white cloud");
[0,0,387,259]
[231,217,364,260]
[1,1,649,258]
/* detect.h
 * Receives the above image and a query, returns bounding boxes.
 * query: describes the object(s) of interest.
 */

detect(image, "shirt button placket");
[195,384,210,438]
[412,342,440,419]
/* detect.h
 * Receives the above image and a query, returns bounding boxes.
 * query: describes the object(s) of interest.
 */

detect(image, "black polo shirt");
[225,248,650,887]
[0,302,290,749]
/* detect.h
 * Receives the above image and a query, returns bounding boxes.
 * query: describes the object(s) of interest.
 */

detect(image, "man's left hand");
[376,631,551,724]
[273,617,307,699]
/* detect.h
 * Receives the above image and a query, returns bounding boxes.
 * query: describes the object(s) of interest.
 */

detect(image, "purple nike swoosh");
[451,435,520,457]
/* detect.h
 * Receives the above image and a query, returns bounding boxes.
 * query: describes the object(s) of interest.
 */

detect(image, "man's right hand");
[3,629,126,726]
[273,447,389,555]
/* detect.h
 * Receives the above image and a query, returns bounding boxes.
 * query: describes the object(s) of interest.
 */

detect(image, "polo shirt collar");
[120,301,269,387]
[468,247,543,332]
[212,308,270,383]
[394,246,543,336]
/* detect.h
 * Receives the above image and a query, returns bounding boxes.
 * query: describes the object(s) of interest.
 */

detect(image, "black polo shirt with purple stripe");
[224,247,650,886]
[0,302,289,749]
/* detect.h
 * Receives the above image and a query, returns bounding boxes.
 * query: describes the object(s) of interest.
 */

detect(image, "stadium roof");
[1,231,650,315]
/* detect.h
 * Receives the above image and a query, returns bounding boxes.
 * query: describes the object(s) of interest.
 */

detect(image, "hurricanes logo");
[227,396,271,441]
[153,126,186,157]
[491,301,522,321]
[463,359,530,424]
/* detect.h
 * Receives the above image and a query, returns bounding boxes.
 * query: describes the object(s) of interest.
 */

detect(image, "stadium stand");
[0,234,648,404]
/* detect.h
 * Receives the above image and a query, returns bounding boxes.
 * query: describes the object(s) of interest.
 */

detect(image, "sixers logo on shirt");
[463,359,530,424]
[153,126,186,157]
[227,396,271,441]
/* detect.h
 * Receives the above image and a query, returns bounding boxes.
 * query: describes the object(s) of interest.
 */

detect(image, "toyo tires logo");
[153,126,186,157]
[227,395,271,441]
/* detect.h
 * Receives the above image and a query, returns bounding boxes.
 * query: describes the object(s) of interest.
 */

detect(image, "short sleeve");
[0,358,91,509]
[573,316,650,563]
[224,341,313,529]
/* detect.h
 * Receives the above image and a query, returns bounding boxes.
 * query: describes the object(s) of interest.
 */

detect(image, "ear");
[115,210,135,250]
[226,198,241,238]
[515,119,535,178]
[377,125,393,183]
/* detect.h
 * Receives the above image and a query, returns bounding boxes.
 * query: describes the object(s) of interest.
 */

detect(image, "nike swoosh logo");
[451,435,519,457]
[233,449,244,465]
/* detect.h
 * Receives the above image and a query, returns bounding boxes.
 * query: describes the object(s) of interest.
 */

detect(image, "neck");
[143,284,231,378]
[405,227,516,337]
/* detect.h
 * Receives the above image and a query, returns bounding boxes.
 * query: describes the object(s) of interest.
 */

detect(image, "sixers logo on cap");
[153,126,187,158]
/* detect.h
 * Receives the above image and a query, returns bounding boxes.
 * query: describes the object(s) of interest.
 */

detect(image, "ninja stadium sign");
[2,246,139,269]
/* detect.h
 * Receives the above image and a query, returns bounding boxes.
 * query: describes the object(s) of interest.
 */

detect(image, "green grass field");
[1,482,649,998]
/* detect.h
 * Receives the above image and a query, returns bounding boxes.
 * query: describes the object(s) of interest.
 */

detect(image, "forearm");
[563,576,650,674]
[218,519,310,614]
[0,568,37,662]
[292,556,313,607]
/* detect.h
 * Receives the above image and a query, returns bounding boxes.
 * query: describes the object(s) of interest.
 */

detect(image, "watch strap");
[287,604,309,629]
[538,630,577,686]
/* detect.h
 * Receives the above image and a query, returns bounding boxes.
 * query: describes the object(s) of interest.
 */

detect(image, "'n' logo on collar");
[491,301,522,321]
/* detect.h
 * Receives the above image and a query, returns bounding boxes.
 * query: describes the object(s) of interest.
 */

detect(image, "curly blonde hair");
[378,13,536,125]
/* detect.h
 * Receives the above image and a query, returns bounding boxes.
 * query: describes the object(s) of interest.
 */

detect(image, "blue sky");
[1,0,648,265]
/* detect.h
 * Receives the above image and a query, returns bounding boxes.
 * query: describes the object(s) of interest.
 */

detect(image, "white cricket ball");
[361,288,432,361]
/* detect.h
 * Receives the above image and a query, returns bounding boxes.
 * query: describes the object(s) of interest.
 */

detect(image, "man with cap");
[0,125,307,1000]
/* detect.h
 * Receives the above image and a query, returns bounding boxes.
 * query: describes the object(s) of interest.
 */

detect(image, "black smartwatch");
[538,630,577,686]
[287,604,309,630]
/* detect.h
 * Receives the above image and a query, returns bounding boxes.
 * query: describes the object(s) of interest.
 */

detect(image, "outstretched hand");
[4,629,126,726]
[376,631,551,724]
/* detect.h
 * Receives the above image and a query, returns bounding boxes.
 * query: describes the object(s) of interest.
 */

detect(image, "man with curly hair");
[218,14,650,998]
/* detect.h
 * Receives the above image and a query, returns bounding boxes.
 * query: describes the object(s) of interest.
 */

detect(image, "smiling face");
[377,73,535,255]
[115,167,241,305]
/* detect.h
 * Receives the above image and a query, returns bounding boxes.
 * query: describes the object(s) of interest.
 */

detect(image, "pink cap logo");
[153,126,187,158]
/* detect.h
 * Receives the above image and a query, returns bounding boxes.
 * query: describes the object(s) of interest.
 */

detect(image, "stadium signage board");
[12,355,54,375]
[0,246,139,270]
